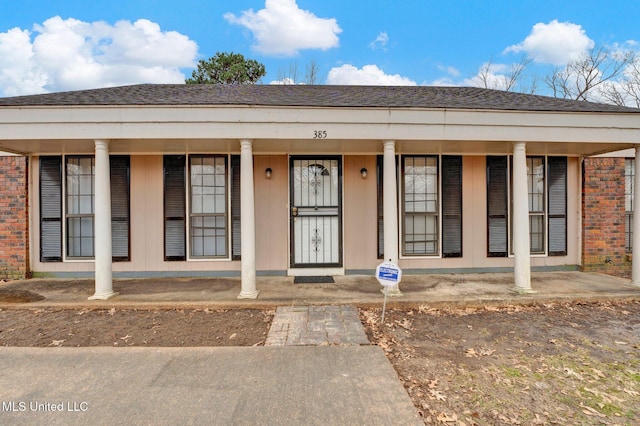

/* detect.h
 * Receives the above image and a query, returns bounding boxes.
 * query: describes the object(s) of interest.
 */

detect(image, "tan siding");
[343,155,378,270]
[126,156,163,271]
[255,155,289,271]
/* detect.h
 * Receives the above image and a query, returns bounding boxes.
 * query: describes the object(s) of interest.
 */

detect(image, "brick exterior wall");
[582,157,630,275]
[0,156,29,280]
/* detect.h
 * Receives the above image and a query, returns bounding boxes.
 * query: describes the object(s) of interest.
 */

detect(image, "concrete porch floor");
[1,271,639,309]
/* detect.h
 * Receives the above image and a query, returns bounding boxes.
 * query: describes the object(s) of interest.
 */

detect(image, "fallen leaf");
[579,403,606,418]
[465,348,477,357]
[564,368,583,380]
[429,389,447,401]
[436,412,457,422]
[229,333,237,339]
[48,339,65,347]
[395,318,413,330]
[480,347,496,356]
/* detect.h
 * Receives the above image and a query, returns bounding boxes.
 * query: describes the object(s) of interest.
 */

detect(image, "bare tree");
[276,59,324,85]
[276,61,300,85]
[601,59,640,107]
[474,55,533,92]
[544,46,635,102]
[304,59,321,85]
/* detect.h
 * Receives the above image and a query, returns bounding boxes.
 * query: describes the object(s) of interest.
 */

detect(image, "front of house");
[1,85,639,298]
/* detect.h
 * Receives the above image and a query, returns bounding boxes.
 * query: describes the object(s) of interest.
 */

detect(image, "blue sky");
[0,0,639,97]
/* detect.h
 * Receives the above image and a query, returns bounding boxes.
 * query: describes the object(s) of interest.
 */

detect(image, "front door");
[290,157,342,267]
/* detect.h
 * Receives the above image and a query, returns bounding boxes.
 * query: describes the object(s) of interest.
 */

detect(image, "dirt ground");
[0,307,273,347]
[361,301,640,425]
[1,301,639,425]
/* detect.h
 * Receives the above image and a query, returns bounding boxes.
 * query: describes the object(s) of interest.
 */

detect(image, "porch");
[1,271,638,309]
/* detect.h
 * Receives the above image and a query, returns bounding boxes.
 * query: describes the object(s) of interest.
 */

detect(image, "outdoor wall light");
[360,167,368,179]
[265,167,273,179]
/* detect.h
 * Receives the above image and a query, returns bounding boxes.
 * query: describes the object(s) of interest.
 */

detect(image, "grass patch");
[504,367,522,377]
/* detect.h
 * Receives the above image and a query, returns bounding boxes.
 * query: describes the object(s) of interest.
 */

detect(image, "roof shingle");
[1,84,638,113]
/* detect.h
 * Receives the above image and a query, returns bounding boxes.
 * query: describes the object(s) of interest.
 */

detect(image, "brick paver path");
[265,305,370,346]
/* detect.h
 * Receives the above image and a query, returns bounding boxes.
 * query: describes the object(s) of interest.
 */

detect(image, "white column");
[512,142,534,293]
[89,140,118,300]
[238,139,259,299]
[632,145,640,286]
[383,140,401,295]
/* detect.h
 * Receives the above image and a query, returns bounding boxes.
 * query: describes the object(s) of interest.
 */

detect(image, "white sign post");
[375,261,402,324]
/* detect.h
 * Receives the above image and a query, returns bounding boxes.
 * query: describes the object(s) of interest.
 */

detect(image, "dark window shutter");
[110,156,130,261]
[163,155,186,261]
[376,155,384,259]
[487,156,508,257]
[231,155,241,260]
[547,157,567,256]
[442,156,462,257]
[40,156,62,262]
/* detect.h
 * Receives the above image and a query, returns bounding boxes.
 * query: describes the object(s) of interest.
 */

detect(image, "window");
[527,157,545,253]
[626,158,634,252]
[66,156,95,257]
[163,154,240,261]
[189,155,228,257]
[39,155,130,262]
[486,155,567,257]
[396,155,462,257]
[403,156,439,255]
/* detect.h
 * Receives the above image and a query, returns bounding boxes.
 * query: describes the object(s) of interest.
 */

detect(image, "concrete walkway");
[265,305,370,346]
[0,346,422,425]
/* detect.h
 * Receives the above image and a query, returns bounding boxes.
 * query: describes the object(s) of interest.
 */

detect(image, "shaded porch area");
[1,271,638,309]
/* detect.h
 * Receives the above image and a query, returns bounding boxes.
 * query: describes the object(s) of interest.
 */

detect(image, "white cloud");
[0,16,198,96]
[0,28,48,96]
[269,77,298,85]
[327,64,416,85]
[504,20,594,65]
[428,77,458,86]
[436,64,460,78]
[224,0,341,56]
[369,32,389,51]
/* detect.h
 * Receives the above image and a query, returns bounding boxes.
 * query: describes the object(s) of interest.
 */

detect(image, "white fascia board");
[1,105,640,144]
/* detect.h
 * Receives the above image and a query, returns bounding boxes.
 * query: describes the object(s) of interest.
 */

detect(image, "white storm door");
[290,157,342,267]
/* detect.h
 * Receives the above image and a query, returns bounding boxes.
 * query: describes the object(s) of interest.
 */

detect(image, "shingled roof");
[1,84,639,113]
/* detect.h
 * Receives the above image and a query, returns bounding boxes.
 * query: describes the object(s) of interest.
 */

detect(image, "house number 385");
[313,130,328,139]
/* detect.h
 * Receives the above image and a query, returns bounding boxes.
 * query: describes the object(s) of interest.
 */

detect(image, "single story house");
[1,85,639,299]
